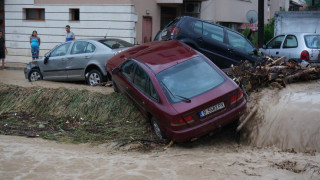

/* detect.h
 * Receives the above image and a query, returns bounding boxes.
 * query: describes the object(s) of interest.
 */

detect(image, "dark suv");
[160,16,261,69]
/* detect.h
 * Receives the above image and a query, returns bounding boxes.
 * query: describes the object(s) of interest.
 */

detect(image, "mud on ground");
[1,69,320,179]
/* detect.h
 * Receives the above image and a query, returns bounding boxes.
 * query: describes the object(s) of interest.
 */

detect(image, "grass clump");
[0,83,161,148]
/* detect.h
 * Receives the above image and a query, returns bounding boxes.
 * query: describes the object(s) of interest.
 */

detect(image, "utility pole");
[258,0,264,48]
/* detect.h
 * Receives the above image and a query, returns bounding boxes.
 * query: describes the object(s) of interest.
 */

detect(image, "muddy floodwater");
[1,70,320,179]
[1,135,320,180]
[244,81,320,152]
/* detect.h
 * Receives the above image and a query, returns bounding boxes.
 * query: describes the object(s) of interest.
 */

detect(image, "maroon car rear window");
[157,56,225,103]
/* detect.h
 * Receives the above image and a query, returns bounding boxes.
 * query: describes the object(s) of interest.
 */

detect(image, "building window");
[70,9,80,21]
[26,8,45,20]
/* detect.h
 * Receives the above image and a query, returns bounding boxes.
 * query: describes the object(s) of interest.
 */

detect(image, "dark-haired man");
[65,25,75,42]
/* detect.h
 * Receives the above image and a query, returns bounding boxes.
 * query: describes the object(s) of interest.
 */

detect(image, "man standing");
[65,25,75,42]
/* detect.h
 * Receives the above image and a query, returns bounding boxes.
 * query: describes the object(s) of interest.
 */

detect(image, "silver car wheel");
[89,72,101,85]
[29,70,42,82]
[87,69,103,86]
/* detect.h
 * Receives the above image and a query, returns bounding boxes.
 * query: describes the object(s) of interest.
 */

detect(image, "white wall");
[201,0,258,23]
[5,0,137,63]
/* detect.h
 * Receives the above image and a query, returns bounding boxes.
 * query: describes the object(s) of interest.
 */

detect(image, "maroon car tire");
[151,117,166,140]
[112,79,119,93]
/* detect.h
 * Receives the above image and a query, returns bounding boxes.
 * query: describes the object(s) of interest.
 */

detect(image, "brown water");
[1,135,319,179]
[244,80,320,152]
[1,70,320,178]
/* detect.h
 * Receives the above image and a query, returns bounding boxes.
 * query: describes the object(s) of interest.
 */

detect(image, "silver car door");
[265,35,285,59]
[41,42,71,80]
[66,41,95,80]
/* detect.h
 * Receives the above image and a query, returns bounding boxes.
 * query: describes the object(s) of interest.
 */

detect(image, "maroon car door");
[117,60,158,116]
[129,64,152,113]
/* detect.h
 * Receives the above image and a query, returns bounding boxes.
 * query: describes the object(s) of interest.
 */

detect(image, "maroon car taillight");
[231,90,243,105]
[171,115,194,127]
[300,50,310,61]
[171,27,181,36]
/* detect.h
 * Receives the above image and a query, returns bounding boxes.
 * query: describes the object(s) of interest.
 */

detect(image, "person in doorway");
[30,30,40,60]
[65,25,75,42]
[0,31,8,70]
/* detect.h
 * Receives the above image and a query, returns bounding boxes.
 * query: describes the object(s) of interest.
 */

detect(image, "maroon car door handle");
[142,101,145,105]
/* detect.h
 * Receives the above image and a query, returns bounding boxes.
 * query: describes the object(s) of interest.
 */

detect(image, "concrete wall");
[201,0,258,23]
[5,0,137,63]
[200,0,289,24]
[274,11,320,35]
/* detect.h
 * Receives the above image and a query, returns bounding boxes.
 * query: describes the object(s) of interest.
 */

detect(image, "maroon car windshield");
[157,56,225,103]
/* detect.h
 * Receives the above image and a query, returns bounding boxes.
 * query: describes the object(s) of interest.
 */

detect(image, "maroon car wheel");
[112,79,119,93]
[151,117,166,140]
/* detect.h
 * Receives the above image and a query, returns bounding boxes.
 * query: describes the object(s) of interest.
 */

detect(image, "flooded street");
[1,70,320,179]
[1,135,320,180]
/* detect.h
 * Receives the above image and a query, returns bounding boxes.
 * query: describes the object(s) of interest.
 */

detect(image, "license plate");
[199,102,225,118]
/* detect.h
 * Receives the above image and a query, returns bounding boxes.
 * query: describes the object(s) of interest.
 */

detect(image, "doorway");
[160,7,177,29]
[142,16,152,43]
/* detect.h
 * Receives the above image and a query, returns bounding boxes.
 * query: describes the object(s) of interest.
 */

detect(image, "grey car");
[24,38,133,85]
[260,33,320,63]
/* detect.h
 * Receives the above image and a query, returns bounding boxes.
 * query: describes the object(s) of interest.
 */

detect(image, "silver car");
[24,38,133,85]
[260,33,320,63]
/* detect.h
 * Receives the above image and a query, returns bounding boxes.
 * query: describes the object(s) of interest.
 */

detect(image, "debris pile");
[227,56,320,95]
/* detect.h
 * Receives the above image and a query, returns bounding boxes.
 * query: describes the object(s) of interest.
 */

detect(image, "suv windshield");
[98,39,133,49]
[305,35,320,49]
[157,56,225,103]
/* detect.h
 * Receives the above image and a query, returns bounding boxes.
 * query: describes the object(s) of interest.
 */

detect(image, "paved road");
[0,69,114,95]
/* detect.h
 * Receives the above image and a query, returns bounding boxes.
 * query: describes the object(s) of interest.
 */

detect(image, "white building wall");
[5,0,137,63]
[200,0,282,24]
[200,0,258,23]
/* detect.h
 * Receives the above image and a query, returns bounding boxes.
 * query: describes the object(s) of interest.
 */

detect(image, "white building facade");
[5,0,138,63]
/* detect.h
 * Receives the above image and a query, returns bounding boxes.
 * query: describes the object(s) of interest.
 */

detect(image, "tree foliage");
[264,18,275,44]
[241,18,274,47]
[304,0,320,10]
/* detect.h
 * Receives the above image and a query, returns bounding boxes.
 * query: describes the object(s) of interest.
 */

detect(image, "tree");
[304,0,320,10]
[241,18,274,47]
[264,18,274,44]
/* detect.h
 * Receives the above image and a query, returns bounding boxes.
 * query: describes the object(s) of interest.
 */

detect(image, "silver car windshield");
[305,35,320,49]
[157,56,225,103]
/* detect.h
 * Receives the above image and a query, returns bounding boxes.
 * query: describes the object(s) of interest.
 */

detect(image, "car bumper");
[24,65,31,79]
[167,99,247,142]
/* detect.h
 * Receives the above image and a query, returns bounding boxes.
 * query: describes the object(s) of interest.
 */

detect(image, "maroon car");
[106,40,246,142]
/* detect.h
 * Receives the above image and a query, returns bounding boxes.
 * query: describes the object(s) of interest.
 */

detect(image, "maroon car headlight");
[171,115,194,127]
